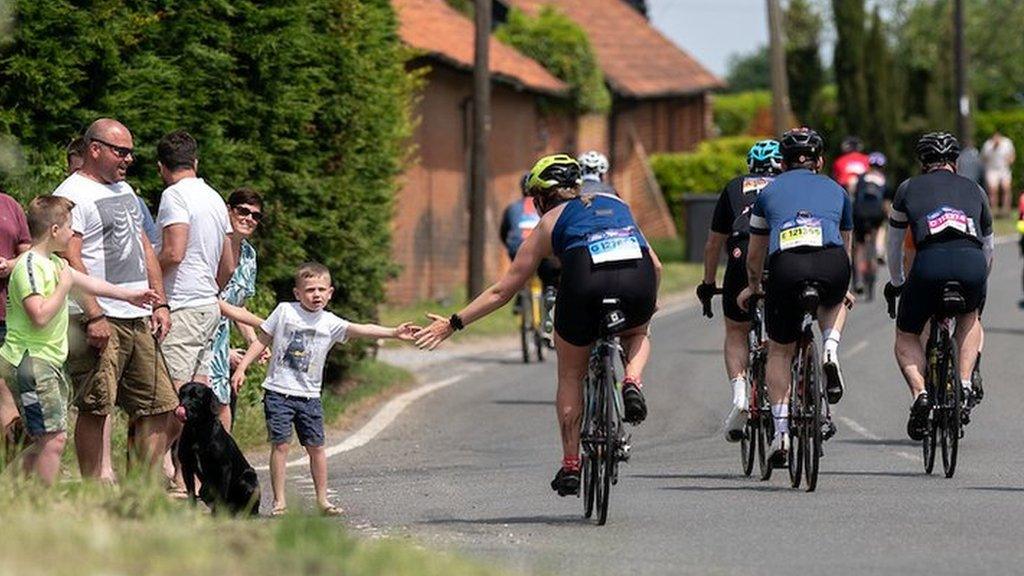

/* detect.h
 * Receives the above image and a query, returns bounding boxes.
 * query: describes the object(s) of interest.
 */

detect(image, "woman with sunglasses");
[209,188,267,431]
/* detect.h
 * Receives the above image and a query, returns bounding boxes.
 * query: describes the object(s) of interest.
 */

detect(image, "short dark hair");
[66,137,86,161]
[227,187,263,209]
[27,196,75,240]
[295,262,331,285]
[156,130,198,171]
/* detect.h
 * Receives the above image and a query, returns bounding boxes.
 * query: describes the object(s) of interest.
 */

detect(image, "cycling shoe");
[622,378,647,425]
[907,393,930,441]
[550,466,580,497]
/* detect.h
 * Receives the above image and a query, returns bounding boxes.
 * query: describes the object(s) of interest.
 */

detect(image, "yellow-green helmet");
[525,154,582,196]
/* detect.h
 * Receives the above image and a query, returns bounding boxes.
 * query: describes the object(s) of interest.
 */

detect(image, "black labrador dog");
[175,382,260,516]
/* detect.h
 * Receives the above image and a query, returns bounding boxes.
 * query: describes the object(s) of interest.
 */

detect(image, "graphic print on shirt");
[281,327,316,374]
[94,195,146,284]
[926,206,974,237]
[779,212,824,251]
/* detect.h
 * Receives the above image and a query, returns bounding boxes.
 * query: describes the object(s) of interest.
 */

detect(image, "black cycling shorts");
[555,246,657,347]
[765,246,851,344]
[722,236,750,323]
[897,242,987,335]
[853,213,885,243]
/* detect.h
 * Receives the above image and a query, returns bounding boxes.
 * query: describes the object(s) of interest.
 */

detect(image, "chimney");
[622,0,648,18]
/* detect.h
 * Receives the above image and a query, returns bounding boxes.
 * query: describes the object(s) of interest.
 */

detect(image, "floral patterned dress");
[209,240,257,404]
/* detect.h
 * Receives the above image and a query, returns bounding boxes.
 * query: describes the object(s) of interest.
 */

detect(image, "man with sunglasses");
[53,118,177,479]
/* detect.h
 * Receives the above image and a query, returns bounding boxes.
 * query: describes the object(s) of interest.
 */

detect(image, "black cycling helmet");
[779,127,825,164]
[840,136,864,154]
[915,132,960,165]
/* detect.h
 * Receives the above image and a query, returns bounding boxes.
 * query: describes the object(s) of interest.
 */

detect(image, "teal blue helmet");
[747,139,783,175]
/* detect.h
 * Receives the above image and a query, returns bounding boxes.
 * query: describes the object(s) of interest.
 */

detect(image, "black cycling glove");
[884,282,903,319]
[697,282,717,318]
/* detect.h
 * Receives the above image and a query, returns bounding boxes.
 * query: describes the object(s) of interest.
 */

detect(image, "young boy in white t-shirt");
[232,262,417,515]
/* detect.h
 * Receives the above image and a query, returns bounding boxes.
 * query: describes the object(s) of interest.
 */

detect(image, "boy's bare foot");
[271,504,288,517]
[319,502,343,516]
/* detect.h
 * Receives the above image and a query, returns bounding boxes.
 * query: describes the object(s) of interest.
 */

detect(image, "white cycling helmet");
[577,150,609,176]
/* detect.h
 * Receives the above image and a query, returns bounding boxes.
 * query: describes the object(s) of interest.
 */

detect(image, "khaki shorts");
[162,303,220,383]
[67,316,178,418]
[0,353,70,436]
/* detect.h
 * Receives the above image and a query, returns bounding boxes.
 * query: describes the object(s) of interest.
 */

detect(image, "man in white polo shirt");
[155,130,234,389]
[54,118,176,479]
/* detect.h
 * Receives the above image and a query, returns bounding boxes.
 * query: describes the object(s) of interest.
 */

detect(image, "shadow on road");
[493,399,556,406]
[821,470,921,478]
[838,438,919,448]
[660,484,790,493]
[421,515,584,527]
[629,473,740,481]
[964,486,1024,493]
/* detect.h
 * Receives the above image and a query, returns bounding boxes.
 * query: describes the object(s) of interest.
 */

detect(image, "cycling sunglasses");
[90,138,134,160]
[231,205,264,222]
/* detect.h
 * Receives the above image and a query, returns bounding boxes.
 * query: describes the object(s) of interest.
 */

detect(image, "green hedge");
[976,108,1024,185]
[496,6,610,114]
[712,90,771,136]
[0,0,416,377]
[650,136,757,203]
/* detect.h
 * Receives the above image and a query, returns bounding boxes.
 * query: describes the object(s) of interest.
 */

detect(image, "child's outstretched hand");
[127,288,161,309]
[230,369,246,393]
[394,322,421,342]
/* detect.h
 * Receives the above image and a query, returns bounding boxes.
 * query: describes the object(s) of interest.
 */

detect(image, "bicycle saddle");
[940,281,966,315]
[798,282,821,313]
[601,298,626,334]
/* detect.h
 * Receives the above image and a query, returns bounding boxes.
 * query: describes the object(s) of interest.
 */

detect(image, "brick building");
[501,0,723,238]
[390,0,573,304]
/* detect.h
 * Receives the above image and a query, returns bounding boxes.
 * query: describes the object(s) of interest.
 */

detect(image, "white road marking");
[838,415,918,463]
[255,369,479,471]
[845,340,869,358]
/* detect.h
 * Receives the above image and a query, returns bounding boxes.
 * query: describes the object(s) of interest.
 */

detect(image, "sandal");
[319,504,343,517]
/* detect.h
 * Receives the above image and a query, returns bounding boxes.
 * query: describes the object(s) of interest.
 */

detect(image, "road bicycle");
[515,276,550,363]
[785,282,831,492]
[580,298,630,526]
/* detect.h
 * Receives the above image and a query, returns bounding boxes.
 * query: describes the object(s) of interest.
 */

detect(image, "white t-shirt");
[156,177,231,309]
[982,136,1016,172]
[53,172,150,319]
[260,302,349,398]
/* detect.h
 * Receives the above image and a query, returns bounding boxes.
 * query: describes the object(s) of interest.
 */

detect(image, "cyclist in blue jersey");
[415,154,662,497]
[698,139,782,442]
[883,132,993,440]
[738,128,854,467]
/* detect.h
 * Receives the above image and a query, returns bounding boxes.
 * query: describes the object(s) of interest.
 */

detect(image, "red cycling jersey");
[832,152,870,191]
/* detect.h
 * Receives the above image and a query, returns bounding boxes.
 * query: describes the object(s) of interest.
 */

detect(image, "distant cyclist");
[698,139,782,442]
[850,152,890,297]
[500,172,559,291]
[738,128,854,467]
[416,154,662,498]
[577,150,617,196]
[884,132,992,441]
[832,136,870,193]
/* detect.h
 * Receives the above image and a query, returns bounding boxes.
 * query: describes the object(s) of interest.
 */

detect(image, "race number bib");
[778,216,823,251]
[587,227,643,264]
[926,206,973,237]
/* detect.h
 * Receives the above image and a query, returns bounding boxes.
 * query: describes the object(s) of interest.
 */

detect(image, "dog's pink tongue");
[174,405,187,422]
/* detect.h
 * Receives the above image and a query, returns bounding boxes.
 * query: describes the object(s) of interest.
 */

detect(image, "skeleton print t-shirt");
[53,173,150,318]
[260,302,349,398]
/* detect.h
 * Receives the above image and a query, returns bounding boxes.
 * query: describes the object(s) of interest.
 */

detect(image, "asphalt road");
[300,241,1024,575]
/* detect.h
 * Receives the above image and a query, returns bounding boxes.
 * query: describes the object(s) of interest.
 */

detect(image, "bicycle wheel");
[922,342,937,474]
[518,293,531,364]
[741,418,755,477]
[597,348,617,526]
[803,340,823,492]
[582,376,598,518]
[531,287,545,362]
[941,335,962,478]
[788,352,803,489]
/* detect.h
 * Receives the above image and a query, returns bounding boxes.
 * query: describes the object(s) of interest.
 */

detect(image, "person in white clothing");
[232,262,419,516]
[53,118,176,480]
[981,130,1016,215]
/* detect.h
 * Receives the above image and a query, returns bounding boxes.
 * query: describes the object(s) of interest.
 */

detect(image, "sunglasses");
[231,205,264,222]
[91,138,134,160]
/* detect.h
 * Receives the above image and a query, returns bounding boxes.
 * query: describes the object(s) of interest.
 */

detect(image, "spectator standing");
[981,130,1016,215]
[957,144,985,187]
[53,118,176,479]
[0,187,31,459]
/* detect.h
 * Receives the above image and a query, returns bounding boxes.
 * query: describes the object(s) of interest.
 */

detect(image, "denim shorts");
[263,389,325,447]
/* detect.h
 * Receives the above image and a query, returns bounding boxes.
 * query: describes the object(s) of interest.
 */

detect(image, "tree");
[724,46,771,93]
[831,0,869,141]
[785,0,825,123]
[864,7,899,158]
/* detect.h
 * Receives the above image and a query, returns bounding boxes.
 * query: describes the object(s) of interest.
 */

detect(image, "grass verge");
[0,475,511,576]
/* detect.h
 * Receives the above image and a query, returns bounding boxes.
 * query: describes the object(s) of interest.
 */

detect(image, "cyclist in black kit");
[883,132,994,440]
[698,139,782,442]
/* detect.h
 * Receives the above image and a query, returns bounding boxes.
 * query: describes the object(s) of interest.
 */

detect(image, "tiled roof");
[394,0,568,96]
[503,0,723,98]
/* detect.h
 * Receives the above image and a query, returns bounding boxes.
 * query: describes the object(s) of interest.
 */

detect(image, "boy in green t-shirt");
[0,196,157,484]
